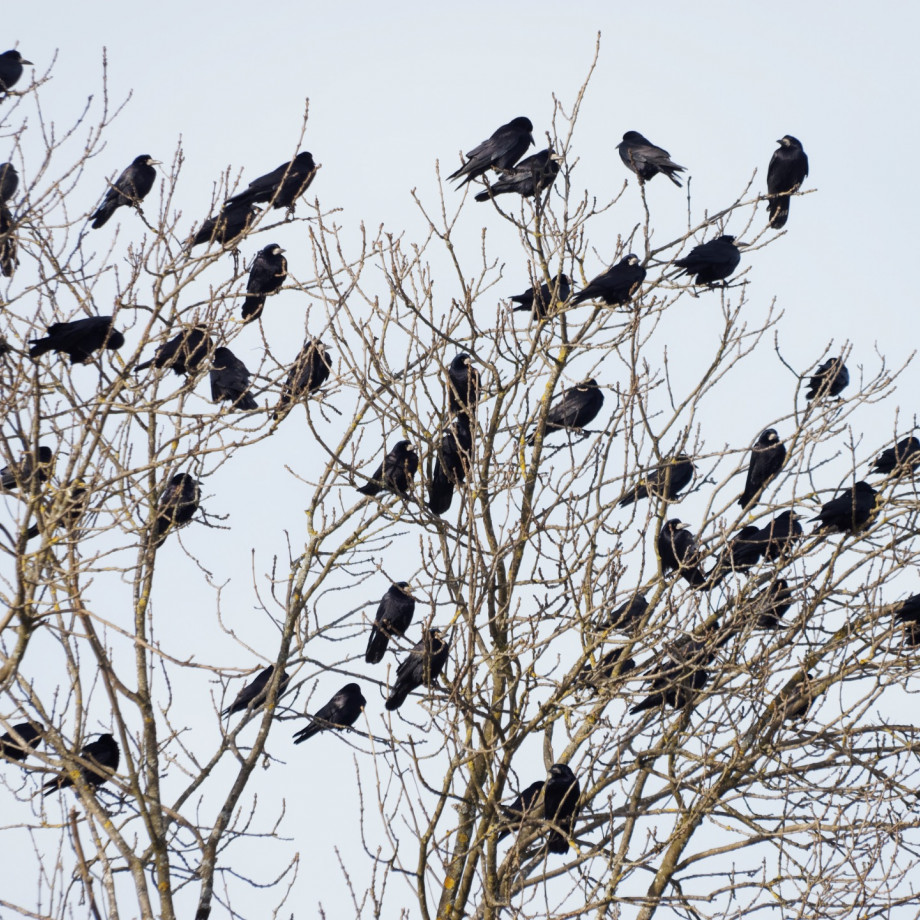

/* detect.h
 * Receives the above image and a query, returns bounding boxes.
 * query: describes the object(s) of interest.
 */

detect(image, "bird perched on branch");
[209,347,257,411]
[497,780,544,842]
[29,316,125,364]
[357,440,419,497]
[528,379,604,445]
[813,481,878,534]
[0,162,18,202]
[385,628,450,711]
[0,200,16,277]
[674,235,742,287]
[241,244,287,322]
[543,763,581,854]
[292,683,366,744]
[90,155,158,229]
[738,429,786,509]
[766,135,808,229]
[708,525,764,586]
[657,518,707,587]
[0,445,53,492]
[448,116,534,187]
[757,510,803,561]
[619,454,693,507]
[630,632,719,713]
[427,414,472,515]
[751,579,794,629]
[189,199,258,249]
[571,255,646,307]
[805,357,849,401]
[0,50,32,93]
[510,274,570,319]
[42,733,119,797]
[0,721,43,762]
[605,593,648,631]
[152,473,200,546]
[136,325,212,376]
[226,151,316,211]
[617,131,686,186]
[582,646,636,691]
[871,436,920,476]
[275,339,332,419]
[447,353,479,417]
[474,148,559,201]
[222,664,290,718]
[365,582,416,664]
[25,479,88,540]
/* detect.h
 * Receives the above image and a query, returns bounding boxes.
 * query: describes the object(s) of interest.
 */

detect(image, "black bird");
[708,526,763,586]
[657,518,706,587]
[209,347,257,410]
[617,131,686,186]
[0,721,43,762]
[222,664,290,718]
[570,255,646,307]
[25,479,88,541]
[42,733,119,797]
[447,353,480,417]
[0,162,18,202]
[474,148,559,202]
[497,780,544,841]
[738,429,786,509]
[606,593,648,631]
[757,510,803,561]
[292,683,366,744]
[275,339,332,419]
[0,50,31,93]
[630,634,717,713]
[674,235,742,286]
[543,763,581,854]
[510,274,570,319]
[90,155,158,229]
[448,116,534,187]
[775,672,816,723]
[766,136,809,229]
[241,244,287,322]
[619,455,694,507]
[365,582,416,664]
[136,325,213,376]
[871,436,920,476]
[752,578,794,628]
[226,151,316,210]
[0,445,53,492]
[29,316,125,364]
[0,202,16,278]
[528,378,604,445]
[385,628,450,711]
[190,199,258,249]
[357,440,419,497]
[892,593,920,629]
[427,414,473,515]
[813,481,878,534]
[805,357,849,401]
[582,646,636,690]
[152,473,200,546]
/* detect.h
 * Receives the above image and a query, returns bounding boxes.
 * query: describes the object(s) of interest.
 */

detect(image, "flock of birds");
[3,55,913,855]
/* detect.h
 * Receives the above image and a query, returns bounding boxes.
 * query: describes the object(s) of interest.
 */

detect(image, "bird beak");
[549,152,564,163]
[21,58,33,66]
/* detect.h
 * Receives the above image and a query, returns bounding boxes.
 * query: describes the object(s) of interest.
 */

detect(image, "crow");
[510,274,571,319]
[427,414,473,515]
[0,50,31,93]
[657,518,706,587]
[738,429,786,509]
[805,357,849,400]
[871,436,920,476]
[617,131,686,186]
[528,379,604,444]
[42,733,119,797]
[674,235,742,286]
[570,254,646,307]
[767,136,809,229]
[25,479,88,540]
[630,634,717,713]
[448,116,534,186]
[0,162,18,201]
[385,628,450,711]
[757,510,803,561]
[275,339,332,419]
[543,763,581,854]
[751,578,794,628]
[152,473,200,546]
[357,440,419,497]
[775,672,816,723]
[582,646,636,691]
[292,683,366,744]
[0,202,16,277]
[222,664,290,718]
[365,582,416,664]
[90,155,158,229]
[241,244,287,322]
[136,325,213,376]
[0,721,43,762]
[497,780,544,841]
[708,525,764,586]
[189,199,258,249]
[209,347,257,410]
[892,593,920,630]
[605,593,648,631]
[474,148,559,201]
[226,151,316,210]
[447,353,480,417]
[619,455,694,507]
[813,481,878,533]
[29,316,125,364]
[0,445,53,492]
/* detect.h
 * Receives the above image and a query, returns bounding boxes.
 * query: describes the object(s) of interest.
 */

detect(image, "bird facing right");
[543,763,581,854]
[292,683,366,744]
[738,429,786,509]
[42,733,119,797]
[570,255,646,307]
[152,472,200,546]
[813,481,878,534]
[805,357,849,401]
[527,379,604,444]
[90,155,158,229]
[357,440,419,497]
[241,244,287,322]
[0,50,32,93]
[674,235,742,287]
[766,135,808,229]
[448,116,534,187]
[365,582,416,664]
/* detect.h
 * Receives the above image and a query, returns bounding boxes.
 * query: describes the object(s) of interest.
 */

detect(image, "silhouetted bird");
[892,593,920,630]
[0,162,18,201]
[0,202,16,277]
[738,429,786,509]
[90,155,158,229]
[29,316,125,364]
[226,151,316,210]
[657,518,706,587]
[242,244,287,322]
[153,473,200,546]
[448,116,534,186]
[528,379,604,445]
[357,440,419,497]
[674,235,742,286]
[275,339,332,419]
[42,733,119,797]
[582,646,636,691]
[814,481,878,533]
[775,672,816,722]
[365,582,416,664]
[543,763,581,854]
[570,255,646,307]
[474,148,559,201]
[0,721,43,762]
[510,274,570,318]
[190,199,258,249]
[292,683,366,744]
[447,353,480,417]
[871,436,920,476]
[497,780,544,842]
[617,131,686,186]
[209,347,257,410]
[752,578,794,628]
[222,664,290,717]
[709,525,764,586]
[757,510,803,561]
[766,136,808,229]
[136,325,212,376]
[606,593,648,631]
[427,414,472,515]
[805,357,849,401]
[385,628,450,711]
[0,51,31,92]
[630,635,716,713]
[25,479,88,541]
[0,445,53,492]
[619,454,693,507]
